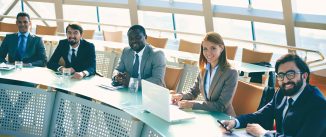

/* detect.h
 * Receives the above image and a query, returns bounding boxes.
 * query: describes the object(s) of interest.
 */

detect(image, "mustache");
[281,82,296,87]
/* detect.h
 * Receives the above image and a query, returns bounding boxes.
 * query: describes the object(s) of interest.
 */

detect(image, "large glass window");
[251,0,283,12]
[2,0,22,23]
[63,5,98,30]
[173,0,202,4]
[99,7,130,27]
[295,27,326,60]
[254,22,286,45]
[138,11,174,39]
[174,14,205,42]
[0,0,15,14]
[212,0,248,8]
[24,1,56,28]
[213,17,252,41]
[295,0,326,15]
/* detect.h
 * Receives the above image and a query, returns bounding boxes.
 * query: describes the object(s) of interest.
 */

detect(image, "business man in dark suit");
[0,12,46,67]
[112,25,166,87]
[0,12,46,129]
[222,54,326,137]
[47,23,96,79]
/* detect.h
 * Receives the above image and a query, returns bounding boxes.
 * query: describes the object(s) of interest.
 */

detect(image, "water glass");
[62,68,71,79]
[128,78,139,93]
[15,61,23,70]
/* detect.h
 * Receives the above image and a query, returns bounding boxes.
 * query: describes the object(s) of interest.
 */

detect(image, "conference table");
[0,32,273,94]
[0,67,252,137]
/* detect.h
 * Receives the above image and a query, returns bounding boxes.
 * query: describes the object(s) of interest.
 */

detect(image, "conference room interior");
[0,0,325,137]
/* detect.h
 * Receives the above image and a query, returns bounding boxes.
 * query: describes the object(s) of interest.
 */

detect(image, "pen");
[217,119,233,133]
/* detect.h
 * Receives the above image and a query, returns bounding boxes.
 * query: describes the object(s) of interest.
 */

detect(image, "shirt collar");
[18,32,30,37]
[205,63,219,71]
[135,45,146,57]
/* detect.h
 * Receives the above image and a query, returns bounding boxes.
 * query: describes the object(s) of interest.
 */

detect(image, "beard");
[68,39,79,45]
[280,77,304,96]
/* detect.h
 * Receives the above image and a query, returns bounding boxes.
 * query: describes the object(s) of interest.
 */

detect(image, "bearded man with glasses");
[222,54,326,137]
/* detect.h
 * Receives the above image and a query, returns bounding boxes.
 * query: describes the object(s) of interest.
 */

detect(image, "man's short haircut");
[16,12,30,21]
[66,23,83,34]
[275,54,310,82]
[127,25,147,38]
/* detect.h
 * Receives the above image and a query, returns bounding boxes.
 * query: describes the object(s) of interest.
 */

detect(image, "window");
[0,0,15,14]
[174,13,205,41]
[138,11,174,39]
[213,17,252,41]
[63,5,98,30]
[251,0,283,12]
[173,0,202,4]
[99,7,130,27]
[295,27,326,60]
[2,0,22,23]
[212,0,248,8]
[295,0,326,15]
[254,22,286,46]
[24,1,57,27]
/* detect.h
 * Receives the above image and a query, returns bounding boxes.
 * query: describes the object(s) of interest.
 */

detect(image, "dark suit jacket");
[47,39,96,76]
[0,33,47,67]
[114,45,166,87]
[182,67,238,116]
[237,84,326,137]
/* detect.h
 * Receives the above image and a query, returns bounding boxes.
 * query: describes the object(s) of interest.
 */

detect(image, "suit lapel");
[140,46,150,77]
[10,34,19,59]
[208,68,222,99]
[126,48,135,73]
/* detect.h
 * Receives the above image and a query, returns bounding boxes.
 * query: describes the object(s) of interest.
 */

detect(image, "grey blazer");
[0,33,47,67]
[182,66,238,116]
[115,45,166,87]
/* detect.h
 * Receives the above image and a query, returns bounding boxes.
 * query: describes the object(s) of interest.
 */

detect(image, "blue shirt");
[204,63,219,100]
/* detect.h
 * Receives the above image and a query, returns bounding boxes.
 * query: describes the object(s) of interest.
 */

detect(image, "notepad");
[0,63,15,70]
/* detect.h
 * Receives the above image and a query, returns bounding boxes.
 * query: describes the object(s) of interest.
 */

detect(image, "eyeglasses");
[276,70,302,81]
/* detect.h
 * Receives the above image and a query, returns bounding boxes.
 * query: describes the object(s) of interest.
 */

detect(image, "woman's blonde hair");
[199,32,230,73]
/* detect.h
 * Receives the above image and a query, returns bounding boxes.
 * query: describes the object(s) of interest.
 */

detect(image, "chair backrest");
[36,25,57,35]
[95,50,117,78]
[225,46,238,60]
[310,71,326,96]
[146,36,168,49]
[232,81,263,116]
[164,66,183,90]
[178,39,201,54]
[103,30,123,42]
[83,29,95,39]
[242,48,273,63]
[0,22,18,32]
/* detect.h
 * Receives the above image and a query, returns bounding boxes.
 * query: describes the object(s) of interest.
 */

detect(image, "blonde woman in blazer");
[172,32,238,116]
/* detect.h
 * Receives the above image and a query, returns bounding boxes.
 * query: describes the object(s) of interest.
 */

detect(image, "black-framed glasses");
[276,70,302,81]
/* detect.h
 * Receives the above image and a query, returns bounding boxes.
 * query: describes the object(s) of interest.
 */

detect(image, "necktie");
[71,49,77,66]
[284,98,293,117]
[282,98,293,132]
[17,35,26,60]
[132,54,139,78]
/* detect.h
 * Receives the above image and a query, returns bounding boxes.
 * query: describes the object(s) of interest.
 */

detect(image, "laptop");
[142,80,195,122]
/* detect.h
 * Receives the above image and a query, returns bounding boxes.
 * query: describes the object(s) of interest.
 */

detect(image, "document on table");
[97,83,124,91]
[223,129,253,137]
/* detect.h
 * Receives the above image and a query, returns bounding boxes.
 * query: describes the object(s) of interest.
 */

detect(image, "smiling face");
[16,16,31,33]
[66,26,82,46]
[202,40,224,68]
[277,61,307,96]
[127,29,146,52]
